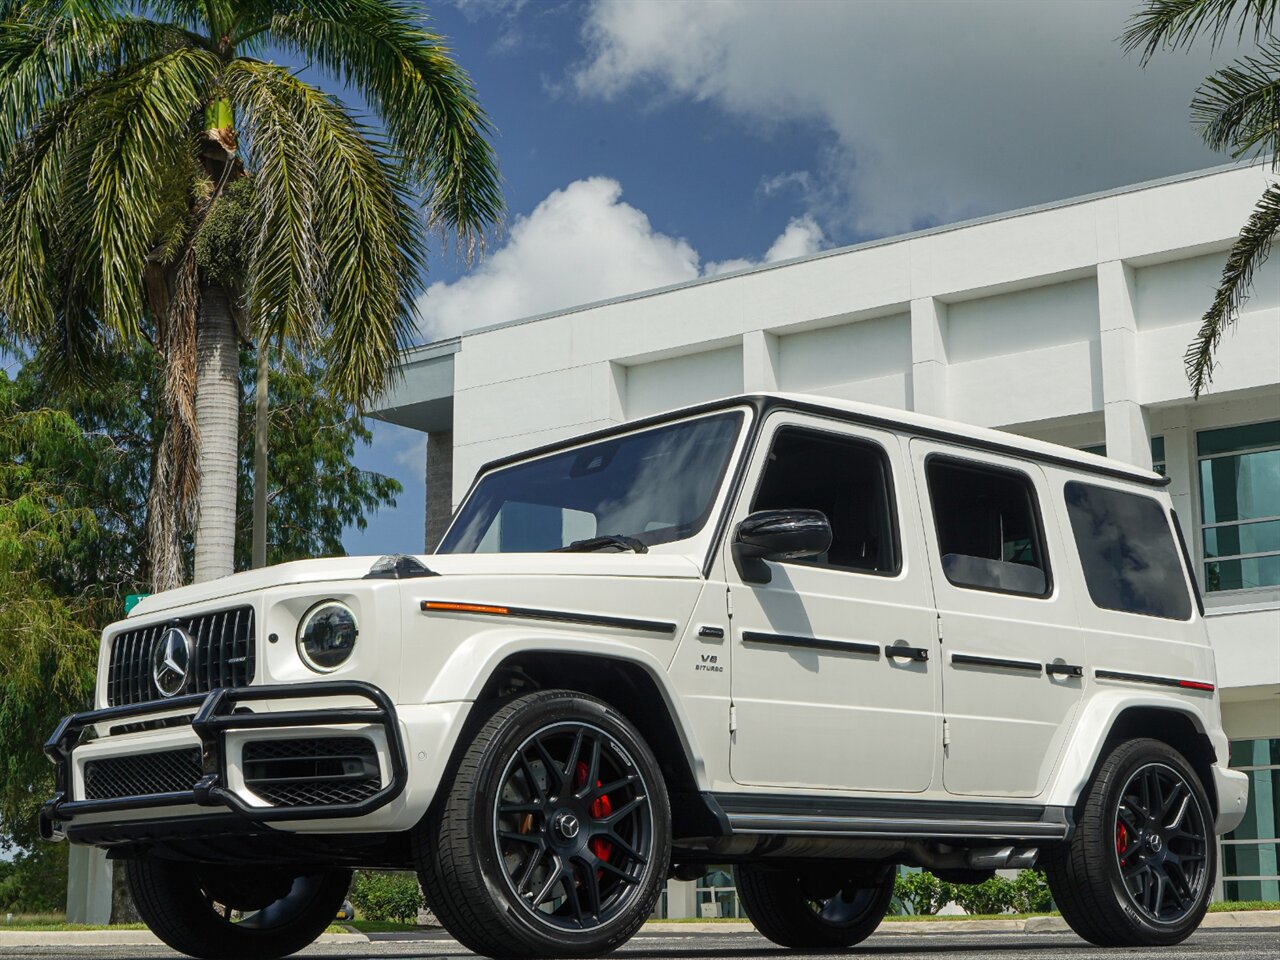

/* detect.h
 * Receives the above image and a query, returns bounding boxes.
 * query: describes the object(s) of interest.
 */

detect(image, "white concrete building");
[375,159,1280,905]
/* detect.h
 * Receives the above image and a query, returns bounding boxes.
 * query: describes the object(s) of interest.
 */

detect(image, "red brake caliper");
[1116,820,1129,860]
[577,762,614,867]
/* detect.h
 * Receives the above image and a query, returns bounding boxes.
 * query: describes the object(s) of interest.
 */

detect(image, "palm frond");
[75,45,219,337]
[222,58,324,347]
[1124,0,1279,63]
[1186,180,1280,396]
[1191,41,1280,160]
[0,7,202,156]
[0,92,85,342]
[225,58,423,405]
[257,0,503,257]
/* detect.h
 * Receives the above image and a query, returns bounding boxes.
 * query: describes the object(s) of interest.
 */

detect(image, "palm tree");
[0,0,501,587]
[1125,0,1280,397]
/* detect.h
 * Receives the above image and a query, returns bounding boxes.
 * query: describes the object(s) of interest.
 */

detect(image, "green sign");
[124,593,150,615]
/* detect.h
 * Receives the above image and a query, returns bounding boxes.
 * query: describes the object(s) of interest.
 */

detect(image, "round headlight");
[296,601,358,672]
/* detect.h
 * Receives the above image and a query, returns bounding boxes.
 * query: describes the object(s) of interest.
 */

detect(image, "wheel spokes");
[1114,763,1208,924]
[494,719,653,932]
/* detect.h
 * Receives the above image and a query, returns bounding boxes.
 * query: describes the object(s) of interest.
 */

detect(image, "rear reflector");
[1178,680,1215,692]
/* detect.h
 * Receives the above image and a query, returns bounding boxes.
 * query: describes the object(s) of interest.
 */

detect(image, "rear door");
[909,440,1085,798]
[727,413,940,793]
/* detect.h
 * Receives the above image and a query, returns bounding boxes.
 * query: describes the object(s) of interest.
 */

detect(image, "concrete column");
[424,430,454,552]
[742,331,781,392]
[1160,405,1199,579]
[664,879,698,919]
[910,297,948,416]
[65,846,111,924]
[1098,261,1153,470]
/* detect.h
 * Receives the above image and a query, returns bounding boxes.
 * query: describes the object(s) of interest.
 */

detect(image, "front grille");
[82,748,203,800]
[243,737,381,807]
[107,607,255,706]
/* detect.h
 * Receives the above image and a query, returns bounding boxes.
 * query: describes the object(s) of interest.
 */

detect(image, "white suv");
[43,393,1249,959]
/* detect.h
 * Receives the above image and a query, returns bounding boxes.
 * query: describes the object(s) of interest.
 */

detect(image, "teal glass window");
[1197,420,1280,592]
[1151,436,1166,476]
[1223,738,1280,902]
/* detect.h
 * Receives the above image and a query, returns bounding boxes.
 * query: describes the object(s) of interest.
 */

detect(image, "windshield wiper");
[557,534,649,554]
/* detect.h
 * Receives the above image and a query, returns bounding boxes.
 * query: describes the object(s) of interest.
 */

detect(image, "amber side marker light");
[421,601,510,616]
[1178,680,1215,692]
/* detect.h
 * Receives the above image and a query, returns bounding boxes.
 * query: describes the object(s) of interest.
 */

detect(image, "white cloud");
[573,0,1238,235]
[417,178,821,339]
[705,215,824,276]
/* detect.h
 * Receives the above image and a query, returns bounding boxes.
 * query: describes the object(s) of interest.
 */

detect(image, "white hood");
[129,552,703,616]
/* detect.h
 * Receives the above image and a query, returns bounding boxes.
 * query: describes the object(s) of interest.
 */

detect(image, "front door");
[727,414,939,794]
[909,440,1086,798]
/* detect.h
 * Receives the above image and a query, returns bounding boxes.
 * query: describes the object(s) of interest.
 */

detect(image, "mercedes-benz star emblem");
[553,811,581,840]
[152,626,193,698]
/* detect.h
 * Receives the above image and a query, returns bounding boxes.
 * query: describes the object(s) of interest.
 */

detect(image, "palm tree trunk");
[193,285,240,582]
[252,343,268,568]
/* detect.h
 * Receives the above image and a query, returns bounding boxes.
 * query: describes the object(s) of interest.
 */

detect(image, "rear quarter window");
[1064,481,1193,621]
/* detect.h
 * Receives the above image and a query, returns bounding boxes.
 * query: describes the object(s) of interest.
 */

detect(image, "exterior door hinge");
[942,719,952,748]
[726,587,734,620]
[729,703,738,734]
[936,612,944,643]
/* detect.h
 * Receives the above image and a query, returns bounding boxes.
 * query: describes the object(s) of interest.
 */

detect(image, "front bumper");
[40,681,408,842]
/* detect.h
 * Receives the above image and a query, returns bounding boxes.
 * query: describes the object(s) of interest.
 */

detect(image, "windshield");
[438,411,744,554]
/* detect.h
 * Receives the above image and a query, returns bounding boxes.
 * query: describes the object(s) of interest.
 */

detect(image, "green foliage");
[1126,1,1280,396]
[951,875,1016,916]
[893,869,1053,917]
[893,870,955,915]
[0,345,398,897]
[348,871,423,924]
[0,841,68,912]
[1010,869,1054,914]
[234,346,401,568]
[194,178,258,289]
[0,371,109,845]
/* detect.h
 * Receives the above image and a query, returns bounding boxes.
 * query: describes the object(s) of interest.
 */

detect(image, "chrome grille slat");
[106,607,255,706]
[218,611,229,689]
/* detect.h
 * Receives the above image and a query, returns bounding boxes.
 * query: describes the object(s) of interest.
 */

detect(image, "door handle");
[885,644,929,662]
[1046,662,1084,678]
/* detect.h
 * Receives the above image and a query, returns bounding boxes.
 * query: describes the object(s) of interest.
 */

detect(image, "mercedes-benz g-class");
[43,393,1249,958]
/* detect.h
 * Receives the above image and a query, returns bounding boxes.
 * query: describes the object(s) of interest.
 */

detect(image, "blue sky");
[342,0,1238,557]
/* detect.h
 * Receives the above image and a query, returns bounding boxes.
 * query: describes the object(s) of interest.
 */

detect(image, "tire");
[735,862,895,949]
[1042,737,1215,947]
[127,858,350,960]
[414,689,671,958]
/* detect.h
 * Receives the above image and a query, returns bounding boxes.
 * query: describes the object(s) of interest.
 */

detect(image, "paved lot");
[3,927,1277,960]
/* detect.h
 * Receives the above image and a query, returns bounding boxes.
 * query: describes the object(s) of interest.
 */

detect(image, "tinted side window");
[752,428,899,574]
[927,459,1050,596]
[1064,481,1193,620]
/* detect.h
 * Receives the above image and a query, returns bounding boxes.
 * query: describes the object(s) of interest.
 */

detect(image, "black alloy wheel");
[1113,762,1210,923]
[807,884,887,926]
[415,689,670,959]
[1043,737,1216,947]
[493,720,654,930]
[127,859,350,960]
[735,862,896,948]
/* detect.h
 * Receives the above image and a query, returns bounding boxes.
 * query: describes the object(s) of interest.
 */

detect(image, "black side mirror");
[732,509,832,584]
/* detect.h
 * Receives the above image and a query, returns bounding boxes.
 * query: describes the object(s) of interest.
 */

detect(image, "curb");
[643,910,1280,936]
[0,930,369,947]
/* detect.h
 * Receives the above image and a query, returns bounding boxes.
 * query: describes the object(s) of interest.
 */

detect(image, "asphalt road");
[3,928,1277,960]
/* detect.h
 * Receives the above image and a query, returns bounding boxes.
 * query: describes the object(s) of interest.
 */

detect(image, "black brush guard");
[40,681,407,842]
